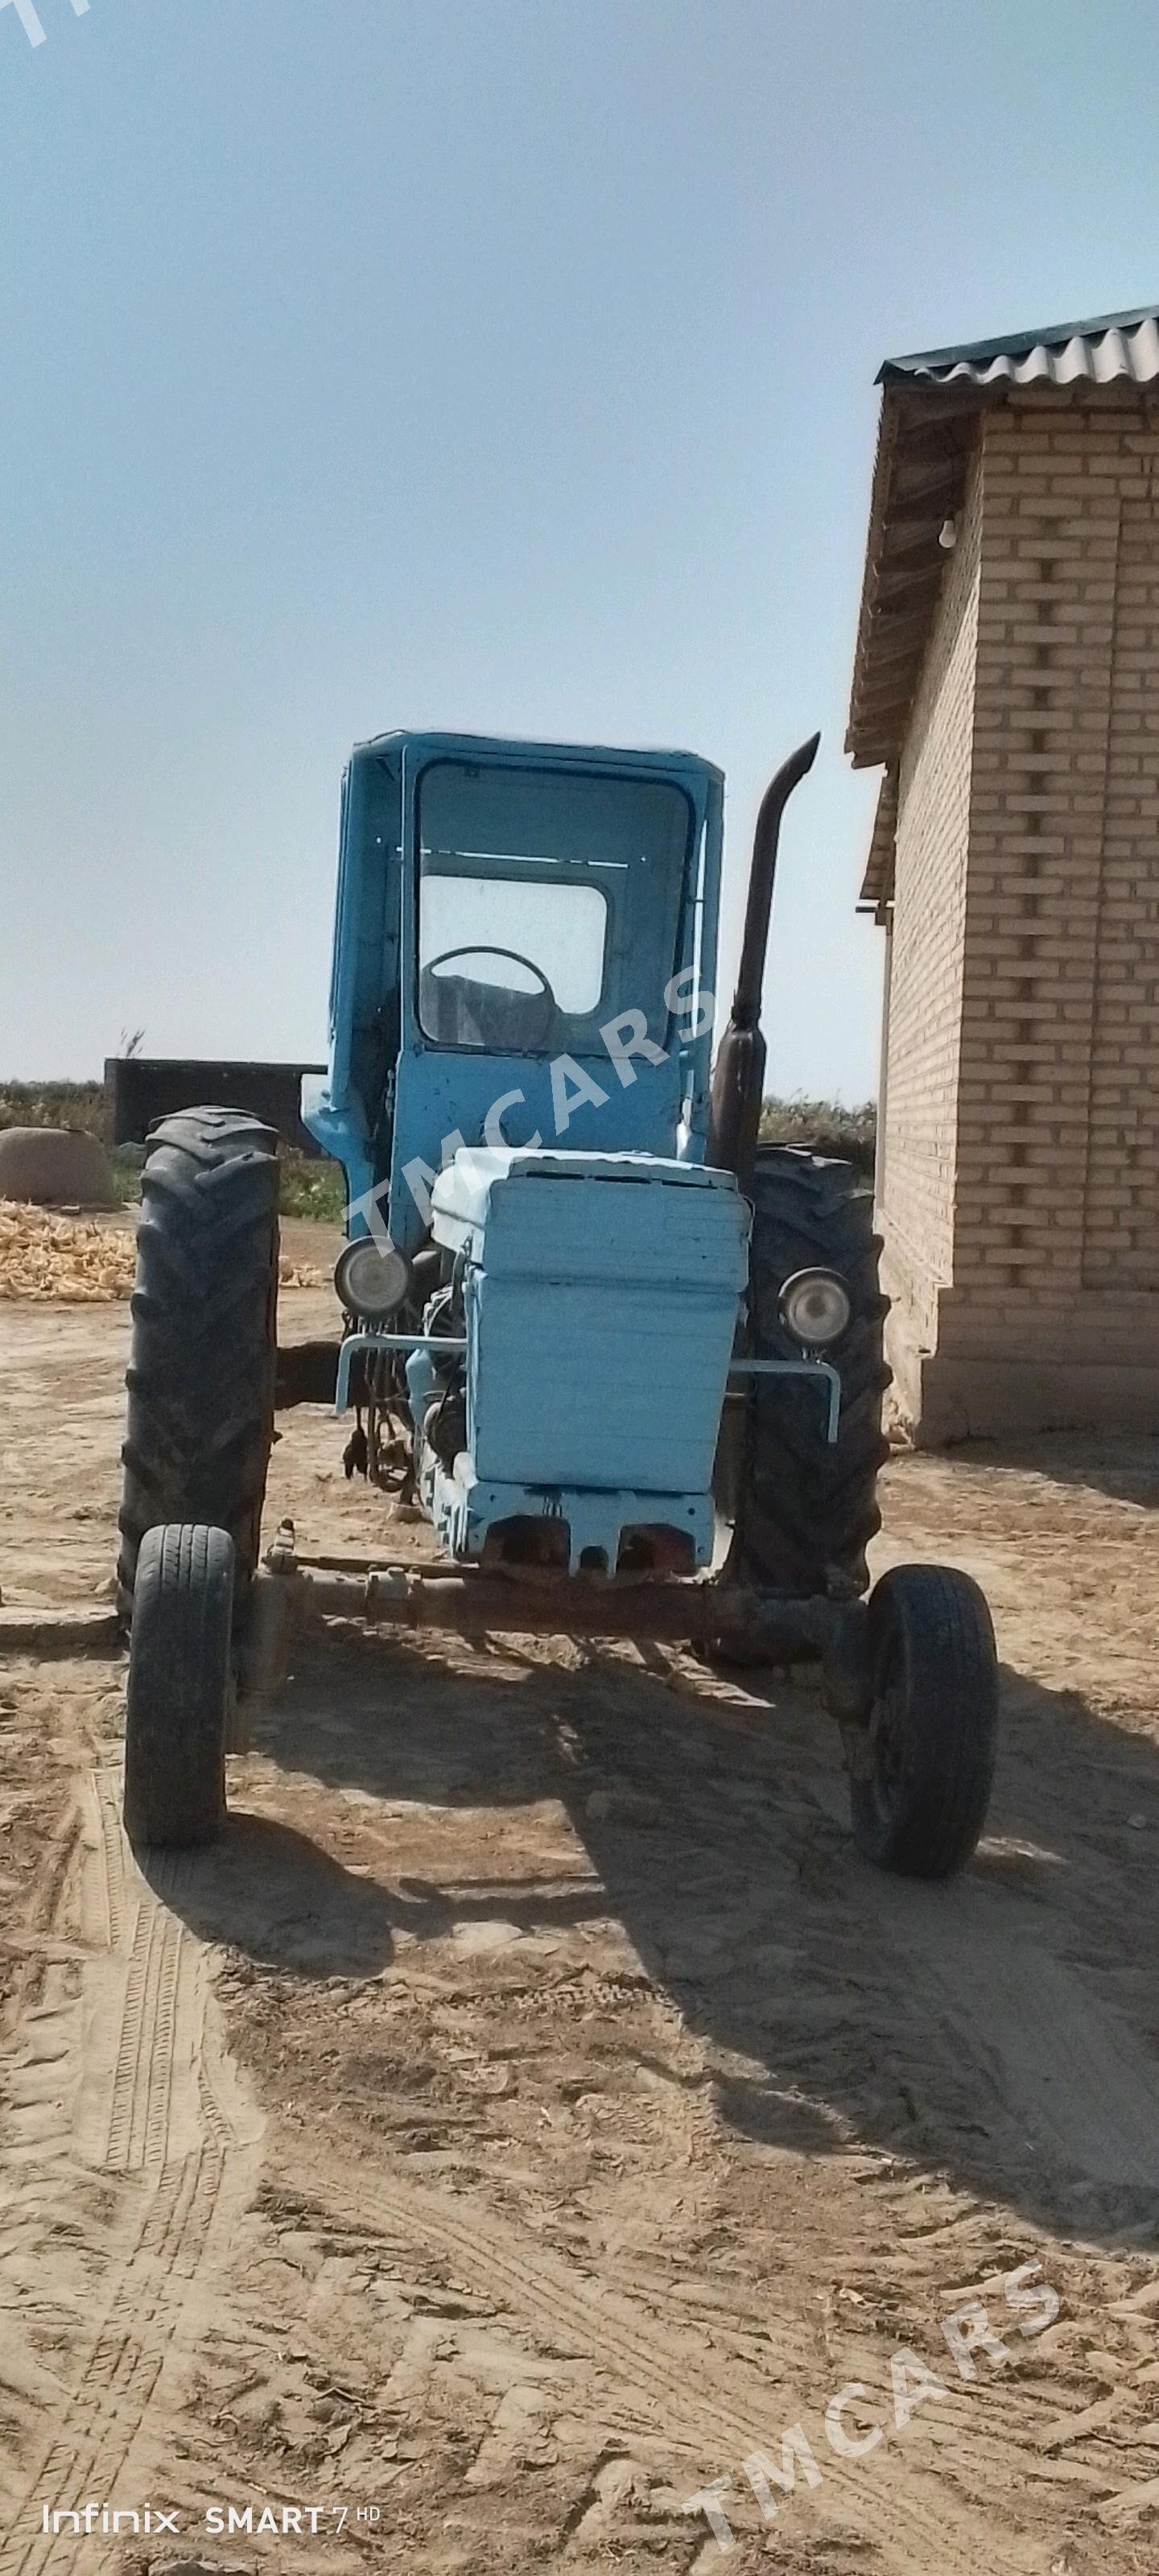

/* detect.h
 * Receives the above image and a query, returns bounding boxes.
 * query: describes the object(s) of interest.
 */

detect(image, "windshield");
[416,758,691,1054]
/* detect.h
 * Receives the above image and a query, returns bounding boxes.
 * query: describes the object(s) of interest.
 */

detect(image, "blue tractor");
[118,730,998,1876]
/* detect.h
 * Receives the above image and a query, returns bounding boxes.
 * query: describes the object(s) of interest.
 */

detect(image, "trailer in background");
[105,1058,324,1158]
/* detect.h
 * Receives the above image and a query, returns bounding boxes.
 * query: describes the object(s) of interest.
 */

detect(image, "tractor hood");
[426,1148,749,1547]
[431,1144,743,1268]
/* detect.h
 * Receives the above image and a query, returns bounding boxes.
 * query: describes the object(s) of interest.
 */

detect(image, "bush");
[0,1080,107,1139]
[277,1153,346,1224]
[758,1095,876,1177]
[95,1147,345,1224]
[1,1083,346,1223]
[3,1077,874,1210]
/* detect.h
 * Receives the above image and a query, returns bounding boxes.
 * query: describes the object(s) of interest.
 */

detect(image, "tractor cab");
[300,732,724,1253]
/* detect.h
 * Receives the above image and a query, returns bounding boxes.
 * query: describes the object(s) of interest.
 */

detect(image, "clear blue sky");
[2,0,1155,1098]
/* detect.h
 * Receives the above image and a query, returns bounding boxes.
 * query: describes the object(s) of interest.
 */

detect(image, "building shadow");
[937,1429,1159,1513]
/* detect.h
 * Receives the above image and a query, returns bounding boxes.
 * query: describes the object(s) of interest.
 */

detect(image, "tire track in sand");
[872,1867,1159,2191]
[0,1773,262,2576]
[274,2145,1038,2576]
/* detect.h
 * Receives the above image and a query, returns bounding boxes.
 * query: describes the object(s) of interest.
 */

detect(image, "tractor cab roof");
[350,727,724,794]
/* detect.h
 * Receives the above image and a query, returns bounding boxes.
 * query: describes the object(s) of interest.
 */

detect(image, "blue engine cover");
[428,1149,749,1563]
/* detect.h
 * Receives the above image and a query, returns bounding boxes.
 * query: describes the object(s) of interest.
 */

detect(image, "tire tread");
[123,1521,233,1847]
[117,1108,278,1605]
[850,1563,999,1877]
[735,1146,889,1596]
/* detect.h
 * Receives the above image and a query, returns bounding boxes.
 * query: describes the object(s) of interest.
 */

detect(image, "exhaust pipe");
[705,731,820,1187]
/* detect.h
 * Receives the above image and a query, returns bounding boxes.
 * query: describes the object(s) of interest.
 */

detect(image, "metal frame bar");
[336,1332,840,1440]
[260,1545,859,1657]
[335,1331,467,1414]
[728,1356,841,1441]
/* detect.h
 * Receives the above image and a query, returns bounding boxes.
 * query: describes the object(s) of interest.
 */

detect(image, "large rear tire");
[118,1107,278,1611]
[728,1147,889,1599]
[849,1563,999,1877]
[123,1523,233,1847]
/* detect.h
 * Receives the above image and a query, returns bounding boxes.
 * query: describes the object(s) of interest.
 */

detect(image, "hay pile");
[279,1248,327,1290]
[0,1203,324,1302]
[0,1124,117,1208]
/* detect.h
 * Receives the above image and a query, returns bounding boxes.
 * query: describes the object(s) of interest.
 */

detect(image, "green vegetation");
[107,1152,146,1207]
[101,1146,344,1223]
[759,1095,876,1176]
[0,1082,141,1203]
[2,1079,876,1216]
[0,1080,106,1138]
[276,1153,346,1224]
[0,1082,346,1221]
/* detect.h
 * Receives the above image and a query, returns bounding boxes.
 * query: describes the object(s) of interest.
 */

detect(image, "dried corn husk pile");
[0,1202,324,1302]
[0,1203,134,1301]
[279,1248,327,1288]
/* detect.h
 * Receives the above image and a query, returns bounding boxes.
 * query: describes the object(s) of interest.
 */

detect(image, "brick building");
[848,305,1159,1440]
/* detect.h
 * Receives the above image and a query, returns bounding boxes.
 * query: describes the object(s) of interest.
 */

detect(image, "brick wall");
[881,392,1159,1435]
[877,452,982,1353]
[1083,497,1159,1286]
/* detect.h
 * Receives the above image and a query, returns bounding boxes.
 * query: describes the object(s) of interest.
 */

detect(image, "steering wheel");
[422,946,558,1047]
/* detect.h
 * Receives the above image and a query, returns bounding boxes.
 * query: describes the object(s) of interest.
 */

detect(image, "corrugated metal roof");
[880,304,1159,390]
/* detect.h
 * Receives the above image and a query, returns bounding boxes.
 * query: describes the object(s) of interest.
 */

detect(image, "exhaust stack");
[705,731,820,1187]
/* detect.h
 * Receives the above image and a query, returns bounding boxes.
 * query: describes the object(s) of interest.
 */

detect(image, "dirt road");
[1,1282,1158,2575]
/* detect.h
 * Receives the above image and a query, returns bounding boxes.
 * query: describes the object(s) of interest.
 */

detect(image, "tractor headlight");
[334,1235,412,1321]
[778,1267,852,1350]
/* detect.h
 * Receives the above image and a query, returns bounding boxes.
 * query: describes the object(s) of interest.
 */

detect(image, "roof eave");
[848,305,1159,785]
[845,384,988,768]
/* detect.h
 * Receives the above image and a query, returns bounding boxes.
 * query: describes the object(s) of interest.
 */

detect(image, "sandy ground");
[1,1270,1158,2576]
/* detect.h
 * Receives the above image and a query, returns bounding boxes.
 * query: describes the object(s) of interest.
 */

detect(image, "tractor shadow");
[138,1812,398,1977]
[247,1616,1159,2247]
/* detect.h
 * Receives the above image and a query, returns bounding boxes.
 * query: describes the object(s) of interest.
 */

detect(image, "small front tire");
[123,1524,234,1849]
[849,1563,998,1879]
